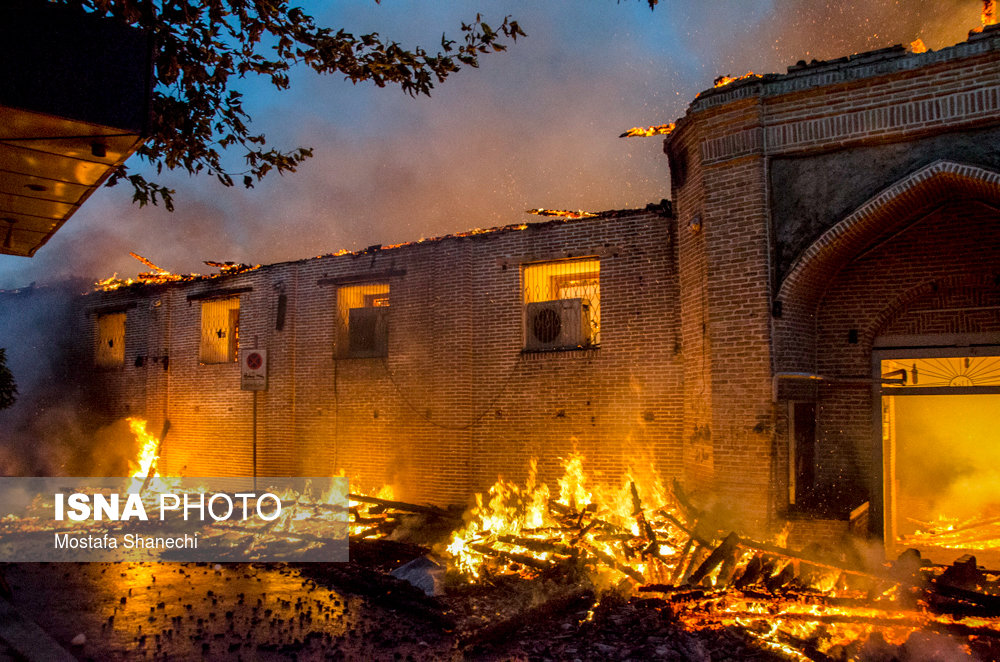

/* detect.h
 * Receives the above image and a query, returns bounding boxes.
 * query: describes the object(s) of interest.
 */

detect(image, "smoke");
[0,0,987,290]
[0,282,137,476]
[893,394,1000,528]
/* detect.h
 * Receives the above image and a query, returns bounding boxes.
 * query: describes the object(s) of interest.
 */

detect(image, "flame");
[526,209,599,219]
[713,72,761,88]
[619,123,675,138]
[444,451,690,584]
[127,417,159,479]
[985,0,997,26]
[96,255,260,292]
[909,38,928,54]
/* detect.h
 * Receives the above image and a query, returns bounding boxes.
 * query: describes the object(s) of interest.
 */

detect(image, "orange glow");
[526,208,598,219]
[127,417,159,479]
[619,123,675,138]
[96,254,259,292]
[713,72,761,88]
[984,0,997,26]
[909,38,928,53]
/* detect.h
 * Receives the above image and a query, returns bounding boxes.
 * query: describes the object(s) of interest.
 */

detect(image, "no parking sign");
[241,349,268,391]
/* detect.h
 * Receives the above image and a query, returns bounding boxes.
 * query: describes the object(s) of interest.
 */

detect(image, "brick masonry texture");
[86,209,681,506]
[62,27,1000,540]
[665,26,1000,533]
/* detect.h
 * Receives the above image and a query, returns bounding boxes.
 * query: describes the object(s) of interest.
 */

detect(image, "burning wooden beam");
[618,123,675,138]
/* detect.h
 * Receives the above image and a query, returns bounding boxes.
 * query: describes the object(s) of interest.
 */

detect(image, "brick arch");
[777,160,1000,307]
[865,273,1000,347]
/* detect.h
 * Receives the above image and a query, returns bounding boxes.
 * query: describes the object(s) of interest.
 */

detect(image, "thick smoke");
[0,1,990,476]
[0,283,136,476]
[0,1,987,289]
[893,395,1000,530]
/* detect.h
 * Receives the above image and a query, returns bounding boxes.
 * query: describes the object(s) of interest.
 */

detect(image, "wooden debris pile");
[348,493,461,547]
[345,458,1000,660]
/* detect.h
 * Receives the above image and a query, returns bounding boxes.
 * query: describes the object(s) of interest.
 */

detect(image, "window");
[337,283,389,358]
[200,298,240,363]
[523,259,600,350]
[95,312,125,367]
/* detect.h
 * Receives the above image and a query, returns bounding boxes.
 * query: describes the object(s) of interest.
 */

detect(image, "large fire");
[713,72,761,88]
[59,419,996,658]
[526,208,599,219]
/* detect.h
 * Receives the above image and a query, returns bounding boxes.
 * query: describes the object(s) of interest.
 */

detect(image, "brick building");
[79,27,1000,550]
[85,206,682,508]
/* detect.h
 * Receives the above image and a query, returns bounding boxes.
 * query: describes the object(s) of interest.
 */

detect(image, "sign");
[241,349,268,391]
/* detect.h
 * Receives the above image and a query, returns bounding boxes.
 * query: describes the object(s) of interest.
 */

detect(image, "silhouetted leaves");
[0,348,17,411]
[53,1,525,208]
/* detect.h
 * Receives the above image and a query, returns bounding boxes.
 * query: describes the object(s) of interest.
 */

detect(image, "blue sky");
[0,0,979,288]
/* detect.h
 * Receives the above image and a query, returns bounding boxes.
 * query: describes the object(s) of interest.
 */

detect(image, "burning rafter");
[526,209,599,219]
[619,123,675,138]
[129,252,169,274]
[713,72,761,88]
[95,256,260,292]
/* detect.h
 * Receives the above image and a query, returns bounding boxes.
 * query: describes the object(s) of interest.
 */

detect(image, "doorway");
[878,351,1000,564]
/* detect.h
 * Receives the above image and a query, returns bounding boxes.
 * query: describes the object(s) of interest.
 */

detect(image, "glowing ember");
[95,254,260,292]
[619,123,675,138]
[445,451,687,584]
[526,209,599,219]
[713,72,761,88]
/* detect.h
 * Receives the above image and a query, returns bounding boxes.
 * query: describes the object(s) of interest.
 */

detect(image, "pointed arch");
[778,160,1000,305]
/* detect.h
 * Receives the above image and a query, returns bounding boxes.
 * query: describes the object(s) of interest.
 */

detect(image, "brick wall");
[86,209,682,506]
[55,26,1000,537]
[667,27,1000,533]
[814,202,1000,498]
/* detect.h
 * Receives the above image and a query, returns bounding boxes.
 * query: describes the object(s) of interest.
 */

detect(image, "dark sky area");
[0,0,982,289]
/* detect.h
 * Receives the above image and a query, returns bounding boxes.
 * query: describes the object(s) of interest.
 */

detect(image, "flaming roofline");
[665,23,1000,150]
[93,200,674,294]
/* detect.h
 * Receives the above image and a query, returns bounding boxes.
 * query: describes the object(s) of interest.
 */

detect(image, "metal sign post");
[240,349,268,491]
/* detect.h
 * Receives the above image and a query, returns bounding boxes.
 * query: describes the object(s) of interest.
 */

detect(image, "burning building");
[47,24,1000,557]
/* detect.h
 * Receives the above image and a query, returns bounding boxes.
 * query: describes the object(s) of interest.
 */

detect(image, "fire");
[526,209,598,219]
[909,38,928,54]
[127,417,159,479]
[713,72,761,88]
[619,123,675,138]
[96,254,260,292]
[445,451,688,584]
[985,0,997,26]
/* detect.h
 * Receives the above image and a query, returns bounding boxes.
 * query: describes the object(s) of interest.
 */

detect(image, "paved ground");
[4,562,453,661]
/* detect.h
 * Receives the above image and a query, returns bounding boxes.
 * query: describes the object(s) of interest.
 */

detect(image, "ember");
[619,123,676,138]
[95,254,260,292]
[526,208,599,219]
[713,72,761,88]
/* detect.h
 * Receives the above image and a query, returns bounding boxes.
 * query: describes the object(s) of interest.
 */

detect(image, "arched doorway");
[775,161,1000,554]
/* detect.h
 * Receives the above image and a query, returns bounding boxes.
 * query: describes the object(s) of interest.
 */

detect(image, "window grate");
[337,283,389,358]
[523,259,600,346]
[200,298,240,363]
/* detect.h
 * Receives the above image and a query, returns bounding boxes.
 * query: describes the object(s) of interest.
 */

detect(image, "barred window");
[523,259,600,350]
[200,298,240,363]
[337,283,389,358]
[95,312,125,367]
